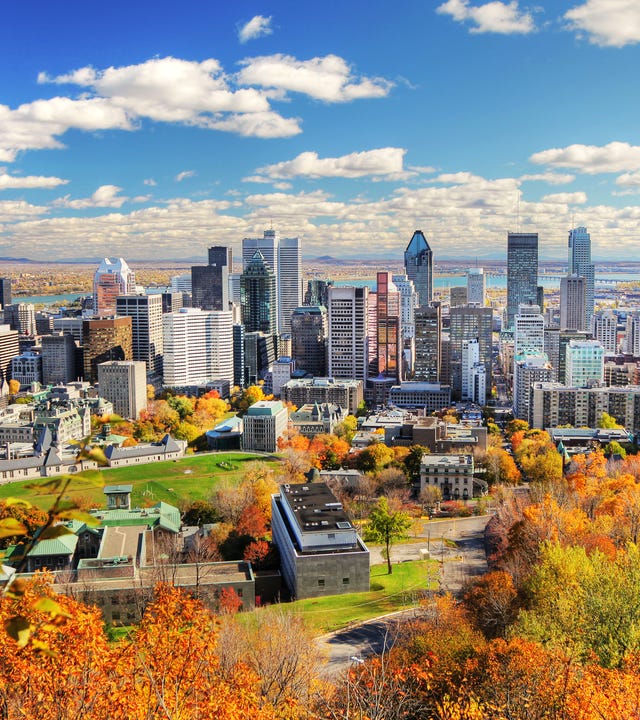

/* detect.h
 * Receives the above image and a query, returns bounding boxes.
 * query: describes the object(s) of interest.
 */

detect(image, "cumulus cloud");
[175,170,196,182]
[436,0,535,34]
[236,54,393,102]
[238,15,273,43]
[249,148,410,181]
[564,0,640,47]
[0,171,68,190]
[52,184,133,209]
[519,172,576,185]
[530,141,640,173]
[616,171,640,186]
[540,191,587,204]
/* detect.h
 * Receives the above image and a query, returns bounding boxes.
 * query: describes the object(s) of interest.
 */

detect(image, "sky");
[2,0,640,264]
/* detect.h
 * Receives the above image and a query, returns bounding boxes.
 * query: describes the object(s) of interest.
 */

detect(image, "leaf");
[33,597,69,618]
[5,577,28,599]
[56,510,100,527]
[2,497,32,508]
[0,517,27,539]
[6,616,32,648]
[86,447,108,466]
[38,525,73,540]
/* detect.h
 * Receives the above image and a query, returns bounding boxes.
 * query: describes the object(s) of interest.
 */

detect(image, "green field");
[0,452,282,510]
[268,560,438,634]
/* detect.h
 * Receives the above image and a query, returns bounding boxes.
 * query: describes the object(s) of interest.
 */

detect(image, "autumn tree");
[404,445,428,484]
[0,500,47,548]
[364,497,412,574]
[463,570,519,638]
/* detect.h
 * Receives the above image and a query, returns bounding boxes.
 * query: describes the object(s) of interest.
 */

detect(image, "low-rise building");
[289,402,344,437]
[281,377,363,415]
[388,381,451,412]
[242,400,288,453]
[420,453,484,500]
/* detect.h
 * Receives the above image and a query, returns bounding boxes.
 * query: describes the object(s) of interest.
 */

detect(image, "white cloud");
[0,171,68,190]
[530,141,640,173]
[436,0,535,34]
[198,111,302,138]
[540,191,587,204]
[236,54,393,102]
[616,171,640,186]
[238,15,273,43]
[564,0,640,48]
[250,148,410,180]
[519,172,575,185]
[143,178,157,186]
[53,184,130,209]
[175,170,196,182]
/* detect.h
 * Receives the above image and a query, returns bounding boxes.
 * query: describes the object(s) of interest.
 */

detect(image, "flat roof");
[421,454,473,467]
[280,483,353,533]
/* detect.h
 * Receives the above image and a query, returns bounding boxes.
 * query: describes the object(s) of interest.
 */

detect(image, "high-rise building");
[625,312,640,356]
[98,360,147,419]
[3,303,36,336]
[82,316,133,384]
[93,258,136,316]
[514,304,545,356]
[374,272,402,382]
[116,294,163,379]
[404,230,433,306]
[592,310,618,354]
[327,286,368,381]
[240,250,277,335]
[513,353,552,422]
[506,232,538,328]
[461,338,480,402]
[0,279,12,309]
[233,324,245,388]
[291,306,327,377]
[162,308,233,388]
[10,352,42,387]
[304,279,333,307]
[191,246,231,312]
[449,305,493,400]
[566,340,605,387]
[414,305,441,383]
[568,226,595,329]
[467,268,485,306]
[0,324,19,387]
[244,331,277,386]
[242,230,301,334]
[450,286,468,308]
[560,275,587,331]
[41,333,78,385]
[392,274,418,378]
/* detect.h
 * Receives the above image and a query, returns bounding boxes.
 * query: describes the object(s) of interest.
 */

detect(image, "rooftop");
[421,453,473,467]
[280,483,353,534]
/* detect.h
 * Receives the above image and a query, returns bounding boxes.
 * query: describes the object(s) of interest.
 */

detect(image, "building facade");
[506,232,538,328]
[115,294,164,379]
[404,230,433,306]
[327,286,369,382]
[82,317,133,384]
[98,360,147,419]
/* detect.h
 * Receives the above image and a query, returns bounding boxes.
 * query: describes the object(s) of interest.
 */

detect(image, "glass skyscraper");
[568,226,595,330]
[404,230,433,307]
[506,232,538,329]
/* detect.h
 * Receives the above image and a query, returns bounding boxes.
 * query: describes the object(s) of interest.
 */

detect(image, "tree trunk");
[386,536,392,574]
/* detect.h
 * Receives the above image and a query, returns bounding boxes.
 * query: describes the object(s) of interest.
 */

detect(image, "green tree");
[404,445,428,484]
[599,411,623,429]
[334,415,358,444]
[364,497,412,574]
[605,440,627,458]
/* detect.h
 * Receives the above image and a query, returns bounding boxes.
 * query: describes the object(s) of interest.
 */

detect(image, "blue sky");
[2,0,640,263]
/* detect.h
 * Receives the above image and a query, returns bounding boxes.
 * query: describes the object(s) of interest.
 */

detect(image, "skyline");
[2,1,640,262]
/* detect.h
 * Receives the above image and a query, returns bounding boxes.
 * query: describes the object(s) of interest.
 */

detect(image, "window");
[342,577,350,585]
[318,579,325,587]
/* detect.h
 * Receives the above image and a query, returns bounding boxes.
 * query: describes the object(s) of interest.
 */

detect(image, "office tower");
[327,286,368,381]
[461,338,480,401]
[53,317,83,344]
[10,351,42,387]
[513,353,552,422]
[392,274,418,378]
[374,272,402,382]
[98,360,147,419]
[440,333,451,385]
[271,357,296,396]
[506,232,538,328]
[592,310,618,354]
[35,311,54,335]
[162,308,233,387]
[0,325,19,386]
[305,279,333,307]
[568,226,595,329]
[93,258,136,316]
[41,333,77,385]
[404,230,433,306]
[240,250,277,335]
[467,268,485,306]
[367,291,378,370]
[191,246,231,312]
[244,331,277,385]
[414,305,441,382]
[3,303,36,336]
[170,273,192,294]
[560,275,587,331]
[450,286,468,308]
[0,278,11,309]
[514,304,545,356]
[566,340,605,387]
[242,229,302,334]
[554,330,590,384]
[243,401,288,453]
[161,292,183,314]
[229,273,241,305]
[449,305,493,400]
[291,306,327,377]
[116,294,164,378]
[82,316,133,384]
[233,324,245,388]
[625,312,640,356]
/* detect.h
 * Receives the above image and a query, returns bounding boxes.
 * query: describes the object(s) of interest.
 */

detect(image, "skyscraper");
[414,305,441,382]
[404,230,433,306]
[191,246,231,312]
[449,305,493,400]
[467,268,485,306]
[291,306,327,377]
[506,232,538,328]
[560,275,587,332]
[327,286,368,382]
[0,279,11,309]
[592,310,618,354]
[568,226,595,329]
[374,272,402,382]
[116,294,164,379]
[93,258,136,316]
[240,250,277,335]
[514,304,545,356]
[98,360,147,420]
[82,316,133,383]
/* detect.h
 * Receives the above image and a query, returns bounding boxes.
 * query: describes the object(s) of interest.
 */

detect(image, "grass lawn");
[0,452,282,510]
[269,560,438,635]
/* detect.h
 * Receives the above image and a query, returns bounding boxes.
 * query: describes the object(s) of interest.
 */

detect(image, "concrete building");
[3,303,36,336]
[507,232,538,328]
[281,377,363,415]
[560,275,587,331]
[271,356,295,396]
[566,340,604,387]
[327,286,369,382]
[82,316,133,384]
[162,308,233,388]
[289,402,344,437]
[290,306,327,377]
[419,453,478,499]
[624,312,640,356]
[388,381,451,411]
[513,352,553,422]
[98,360,147,419]
[414,305,441,382]
[10,352,42,387]
[41,333,78,385]
[450,286,468,307]
[271,482,370,599]
[191,246,231,312]
[242,400,288,453]
[592,310,618,354]
[461,338,480,402]
[116,294,163,380]
[449,305,492,400]
[467,268,485,306]
[93,257,136,316]
[0,324,22,384]
[53,317,83,344]
[514,304,545,356]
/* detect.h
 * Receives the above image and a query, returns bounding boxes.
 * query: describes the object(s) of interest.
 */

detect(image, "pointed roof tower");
[404,230,433,306]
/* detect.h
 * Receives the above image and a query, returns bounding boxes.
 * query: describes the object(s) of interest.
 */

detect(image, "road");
[317,514,491,672]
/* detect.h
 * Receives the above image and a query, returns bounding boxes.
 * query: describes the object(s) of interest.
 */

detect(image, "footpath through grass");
[0,452,282,509]
[280,560,438,634]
